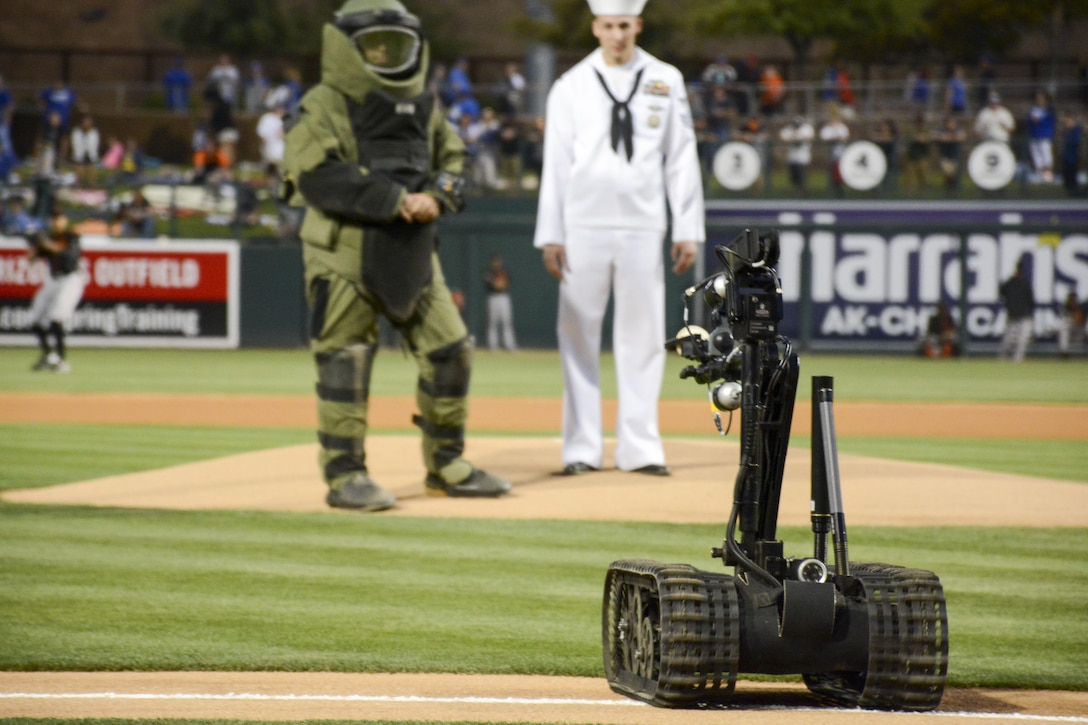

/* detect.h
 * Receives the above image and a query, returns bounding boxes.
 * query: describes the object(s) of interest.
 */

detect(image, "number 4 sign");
[838,140,888,191]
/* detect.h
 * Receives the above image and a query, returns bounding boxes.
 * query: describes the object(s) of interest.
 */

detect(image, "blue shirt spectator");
[0,75,12,134]
[910,68,931,106]
[40,81,77,132]
[1027,90,1058,181]
[163,58,193,113]
[0,74,16,178]
[448,58,473,98]
[264,66,304,113]
[944,66,967,115]
[1,197,40,236]
[448,91,481,125]
[1027,92,1057,142]
[284,70,304,110]
[821,65,840,102]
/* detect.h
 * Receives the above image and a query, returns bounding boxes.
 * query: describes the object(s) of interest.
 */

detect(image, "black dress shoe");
[559,462,599,476]
[631,464,672,476]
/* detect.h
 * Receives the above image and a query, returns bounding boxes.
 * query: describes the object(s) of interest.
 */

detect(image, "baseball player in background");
[27,207,86,374]
[484,254,517,351]
[998,257,1035,363]
[281,0,512,511]
[533,0,705,477]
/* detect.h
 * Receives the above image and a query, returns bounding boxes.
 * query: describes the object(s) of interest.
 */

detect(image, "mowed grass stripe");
[1,505,1087,689]
[1,348,1086,404]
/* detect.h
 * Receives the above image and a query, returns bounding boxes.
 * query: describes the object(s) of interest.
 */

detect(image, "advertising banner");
[0,237,240,348]
[771,229,1087,345]
[706,202,1088,349]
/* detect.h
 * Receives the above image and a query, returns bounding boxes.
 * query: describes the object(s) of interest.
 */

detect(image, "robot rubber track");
[602,560,948,711]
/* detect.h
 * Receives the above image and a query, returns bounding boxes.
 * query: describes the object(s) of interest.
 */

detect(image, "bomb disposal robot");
[602,229,949,710]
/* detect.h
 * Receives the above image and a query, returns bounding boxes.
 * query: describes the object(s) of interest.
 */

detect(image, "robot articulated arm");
[666,229,799,580]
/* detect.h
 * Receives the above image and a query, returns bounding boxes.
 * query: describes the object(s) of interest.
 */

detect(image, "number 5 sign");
[713,141,763,190]
[838,140,888,191]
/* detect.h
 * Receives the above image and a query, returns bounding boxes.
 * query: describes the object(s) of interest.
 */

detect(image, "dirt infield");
[3,672,1087,723]
[9,435,1088,527]
[2,392,1087,722]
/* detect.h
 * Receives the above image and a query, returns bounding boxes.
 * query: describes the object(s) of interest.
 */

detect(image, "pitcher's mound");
[6,436,1087,527]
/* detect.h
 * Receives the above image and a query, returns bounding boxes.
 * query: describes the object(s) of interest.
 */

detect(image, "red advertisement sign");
[0,237,240,348]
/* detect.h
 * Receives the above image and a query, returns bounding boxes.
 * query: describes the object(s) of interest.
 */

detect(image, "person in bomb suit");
[282,0,512,511]
[533,0,705,477]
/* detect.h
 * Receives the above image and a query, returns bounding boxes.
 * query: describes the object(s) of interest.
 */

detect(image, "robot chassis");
[602,229,949,711]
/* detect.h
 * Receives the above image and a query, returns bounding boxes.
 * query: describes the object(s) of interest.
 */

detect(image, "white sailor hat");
[587,0,647,16]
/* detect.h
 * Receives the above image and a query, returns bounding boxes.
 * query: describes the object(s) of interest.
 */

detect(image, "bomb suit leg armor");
[308,271,396,510]
[401,259,509,498]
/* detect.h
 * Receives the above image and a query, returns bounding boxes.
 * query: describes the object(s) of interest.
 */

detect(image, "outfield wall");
[438,198,1088,356]
[2,198,1085,354]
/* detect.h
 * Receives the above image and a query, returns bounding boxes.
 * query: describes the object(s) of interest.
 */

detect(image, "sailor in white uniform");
[533,0,705,476]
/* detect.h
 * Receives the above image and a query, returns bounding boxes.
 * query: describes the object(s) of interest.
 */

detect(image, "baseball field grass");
[2,506,1086,690]
[1,347,1086,487]
[1,347,1086,402]
[1,347,1087,696]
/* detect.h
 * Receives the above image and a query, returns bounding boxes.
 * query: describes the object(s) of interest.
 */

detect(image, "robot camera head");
[719,228,780,273]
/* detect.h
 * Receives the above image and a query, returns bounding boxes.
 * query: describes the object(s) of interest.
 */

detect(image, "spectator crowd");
[685,55,1087,198]
[1,47,1086,363]
[1,48,1087,247]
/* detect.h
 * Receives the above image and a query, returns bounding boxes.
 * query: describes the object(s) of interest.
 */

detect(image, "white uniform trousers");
[486,292,517,351]
[28,272,86,328]
[558,226,666,471]
[999,317,1033,362]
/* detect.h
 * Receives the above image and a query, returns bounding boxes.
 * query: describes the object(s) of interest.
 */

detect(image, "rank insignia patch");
[643,80,670,96]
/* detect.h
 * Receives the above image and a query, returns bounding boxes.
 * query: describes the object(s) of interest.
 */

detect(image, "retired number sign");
[713,141,762,191]
[967,141,1016,190]
[838,140,888,191]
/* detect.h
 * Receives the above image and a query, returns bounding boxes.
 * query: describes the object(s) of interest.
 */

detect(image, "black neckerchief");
[594,66,643,162]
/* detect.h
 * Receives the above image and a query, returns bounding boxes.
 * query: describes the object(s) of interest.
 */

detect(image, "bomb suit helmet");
[334,0,423,80]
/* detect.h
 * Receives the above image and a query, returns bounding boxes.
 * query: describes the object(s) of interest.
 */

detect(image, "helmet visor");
[352,25,420,76]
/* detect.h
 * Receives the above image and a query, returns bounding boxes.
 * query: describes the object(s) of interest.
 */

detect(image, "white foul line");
[0,692,639,706]
[1,692,1087,723]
